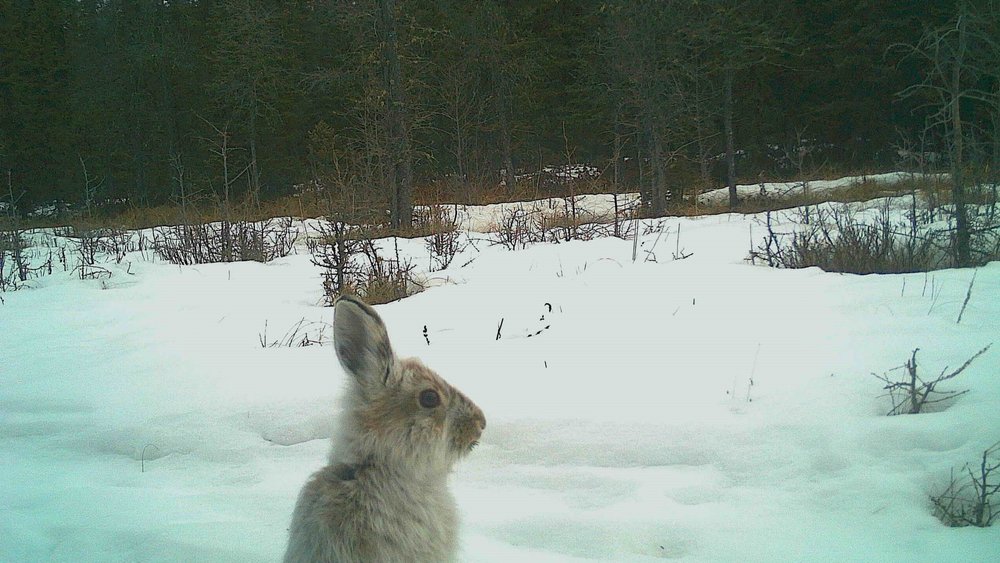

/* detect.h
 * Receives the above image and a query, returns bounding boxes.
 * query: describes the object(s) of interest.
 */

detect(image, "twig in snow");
[931,441,1000,527]
[872,345,990,415]
[956,269,977,324]
[141,444,160,473]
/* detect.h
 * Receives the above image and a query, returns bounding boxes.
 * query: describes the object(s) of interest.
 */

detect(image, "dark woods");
[1,1,997,219]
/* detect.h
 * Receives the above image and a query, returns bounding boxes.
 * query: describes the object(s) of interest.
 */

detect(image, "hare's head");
[333,295,485,474]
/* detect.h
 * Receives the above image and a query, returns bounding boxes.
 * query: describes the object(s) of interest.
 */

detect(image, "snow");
[696,172,937,205]
[2,191,999,562]
[417,192,640,234]
[415,171,932,237]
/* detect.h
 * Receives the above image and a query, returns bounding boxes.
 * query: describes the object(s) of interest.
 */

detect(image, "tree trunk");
[612,110,624,237]
[991,83,1000,222]
[951,8,970,267]
[651,127,668,214]
[378,0,413,229]
[496,81,515,195]
[248,93,262,207]
[612,106,623,193]
[724,69,738,210]
[639,111,654,213]
[640,108,668,216]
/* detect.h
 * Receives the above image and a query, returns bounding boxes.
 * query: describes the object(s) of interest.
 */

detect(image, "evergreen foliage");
[1,1,996,222]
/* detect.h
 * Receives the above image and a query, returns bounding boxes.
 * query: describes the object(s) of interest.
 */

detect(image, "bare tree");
[212,0,285,205]
[78,155,103,218]
[683,1,789,210]
[597,0,683,216]
[896,0,995,266]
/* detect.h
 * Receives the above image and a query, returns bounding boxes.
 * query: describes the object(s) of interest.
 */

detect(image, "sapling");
[309,219,363,304]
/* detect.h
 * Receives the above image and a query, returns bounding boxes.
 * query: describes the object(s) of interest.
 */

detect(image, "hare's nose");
[474,410,486,432]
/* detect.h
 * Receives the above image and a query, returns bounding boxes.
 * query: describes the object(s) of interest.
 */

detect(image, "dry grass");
[12,168,984,238]
[309,219,422,306]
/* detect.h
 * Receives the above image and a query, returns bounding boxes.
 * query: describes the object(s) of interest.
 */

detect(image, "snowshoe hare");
[284,295,486,563]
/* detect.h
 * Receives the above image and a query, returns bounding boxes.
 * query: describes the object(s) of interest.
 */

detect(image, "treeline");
[0,0,996,220]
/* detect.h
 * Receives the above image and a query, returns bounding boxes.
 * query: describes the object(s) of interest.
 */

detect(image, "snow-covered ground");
[2,194,998,562]
[696,171,935,205]
[414,172,930,235]
[418,192,640,234]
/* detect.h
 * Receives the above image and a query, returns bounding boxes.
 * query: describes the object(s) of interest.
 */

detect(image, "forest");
[1,0,998,223]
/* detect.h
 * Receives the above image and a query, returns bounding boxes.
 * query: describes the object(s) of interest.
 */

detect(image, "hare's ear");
[334,296,399,389]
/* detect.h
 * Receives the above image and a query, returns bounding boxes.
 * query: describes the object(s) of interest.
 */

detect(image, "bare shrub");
[0,229,30,291]
[414,203,460,233]
[490,207,537,250]
[153,217,297,265]
[611,195,639,240]
[64,227,131,280]
[535,198,608,244]
[872,346,990,415]
[94,228,141,264]
[308,219,364,304]
[310,223,418,306]
[427,227,462,271]
[751,202,943,274]
[965,200,1000,266]
[1,229,59,290]
[65,229,101,268]
[357,239,418,305]
[931,441,1000,528]
[420,205,463,271]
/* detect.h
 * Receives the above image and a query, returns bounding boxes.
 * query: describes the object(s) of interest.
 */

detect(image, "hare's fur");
[284,296,485,563]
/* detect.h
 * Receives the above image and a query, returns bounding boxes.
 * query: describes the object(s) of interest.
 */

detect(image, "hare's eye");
[418,389,441,409]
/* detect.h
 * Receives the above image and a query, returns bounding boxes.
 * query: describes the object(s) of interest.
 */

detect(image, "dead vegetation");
[872,346,990,416]
[152,217,297,265]
[307,218,420,306]
[749,185,1000,274]
[931,441,1000,528]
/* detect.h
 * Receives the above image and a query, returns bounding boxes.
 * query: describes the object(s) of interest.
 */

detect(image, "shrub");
[308,219,364,303]
[931,441,1000,527]
[309,219,419,306]
[422,205,463,271]
[153,217,297,265]
[0,229,30,291]
[751,201,943,274]
[355,239,418,305]
[535,197,608,244]
[871,346,990,415]
[490,207,537,251]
